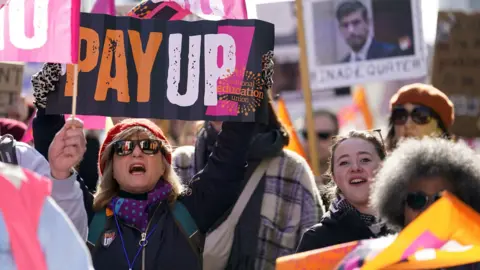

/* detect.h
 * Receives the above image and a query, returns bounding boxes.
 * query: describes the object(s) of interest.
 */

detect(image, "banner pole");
[295,0,320,176]
[71,64,79,119]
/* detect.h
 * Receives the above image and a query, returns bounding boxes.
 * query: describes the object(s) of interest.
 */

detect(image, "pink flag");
[91,0,116,15]
[0,0,9,9]
[157,0,248,19]
[21,111,36,143]
[0,0,80,63]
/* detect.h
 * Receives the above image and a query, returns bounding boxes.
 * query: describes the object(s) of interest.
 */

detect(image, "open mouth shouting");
[129,163,146,175]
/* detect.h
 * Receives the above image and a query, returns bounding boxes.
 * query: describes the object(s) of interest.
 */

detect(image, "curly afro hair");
[370,137,480,231]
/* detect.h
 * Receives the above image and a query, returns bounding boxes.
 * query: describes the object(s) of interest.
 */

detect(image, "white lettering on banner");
[204,34,235,106]
[10,0,49,49]
[155,0,226,18]
[207,0,226,17]
[166,34,202,107]
[166,33,236,107]
[186,35,201,105]
[0,0,49,50]
[167,34,184,106]
[189,0,225,17]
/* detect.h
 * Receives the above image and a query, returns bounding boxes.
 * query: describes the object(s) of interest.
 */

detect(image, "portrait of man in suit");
[336,0,400,63]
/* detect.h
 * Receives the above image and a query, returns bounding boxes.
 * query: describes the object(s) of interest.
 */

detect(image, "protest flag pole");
[295,0,320,176]
[71,64,79,119]
[71,0,81,121]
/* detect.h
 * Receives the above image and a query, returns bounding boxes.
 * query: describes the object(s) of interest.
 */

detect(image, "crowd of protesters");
[2,4,480,266]
[1,56,480,270]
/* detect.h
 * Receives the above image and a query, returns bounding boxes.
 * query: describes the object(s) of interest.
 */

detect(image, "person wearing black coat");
[30,63,260,269]
[297,131,389,253]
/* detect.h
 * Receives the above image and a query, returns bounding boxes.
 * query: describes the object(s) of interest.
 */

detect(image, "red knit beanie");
[98,118,172,175]
[390,83,455,128]
[0,118,27,141]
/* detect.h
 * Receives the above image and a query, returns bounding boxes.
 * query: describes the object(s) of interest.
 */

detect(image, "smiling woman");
[296,130,388,253]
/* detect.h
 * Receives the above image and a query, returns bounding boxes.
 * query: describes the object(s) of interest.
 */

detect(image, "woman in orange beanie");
[386,83,454,151]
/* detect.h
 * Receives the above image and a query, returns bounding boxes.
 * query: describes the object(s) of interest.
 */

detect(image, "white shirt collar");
[350,35,373,62]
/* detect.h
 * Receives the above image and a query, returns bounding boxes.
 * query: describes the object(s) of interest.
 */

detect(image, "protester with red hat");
[91,117,256,270]
[386,83,455,151]
[31,59,260,269]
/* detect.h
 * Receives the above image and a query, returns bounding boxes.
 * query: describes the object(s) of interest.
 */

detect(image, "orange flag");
[276,97,307,159]
[353,86,374,130]
[276,192,480,270]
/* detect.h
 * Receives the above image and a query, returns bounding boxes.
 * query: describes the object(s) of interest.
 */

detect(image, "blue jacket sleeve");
[15,142,88,240]
[39,197,95,270]
[180,122,257,233]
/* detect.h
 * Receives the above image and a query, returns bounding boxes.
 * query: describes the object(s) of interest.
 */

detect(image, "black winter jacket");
[296,210,385,253]
[33,109,258,269]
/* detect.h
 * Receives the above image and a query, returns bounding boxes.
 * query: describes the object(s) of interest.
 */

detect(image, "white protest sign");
[302,0,427,89]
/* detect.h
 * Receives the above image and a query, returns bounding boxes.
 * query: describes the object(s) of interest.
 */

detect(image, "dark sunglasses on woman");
[405,191,443,211]
[391,106,433,126]
[301,130,333,140]
[113,139,162,156]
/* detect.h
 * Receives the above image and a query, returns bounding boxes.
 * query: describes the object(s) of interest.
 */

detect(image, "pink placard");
[163,0,248,19]
[205,26,255,116]
[65,115,106,130]
[0,0,80,63]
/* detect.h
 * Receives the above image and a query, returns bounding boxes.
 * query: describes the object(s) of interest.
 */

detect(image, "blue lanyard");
[113,213,159,270]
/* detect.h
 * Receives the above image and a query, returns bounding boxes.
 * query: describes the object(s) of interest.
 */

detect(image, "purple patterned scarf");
[108,179,173,231]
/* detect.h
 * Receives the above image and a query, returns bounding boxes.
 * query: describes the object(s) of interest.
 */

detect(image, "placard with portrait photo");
[303,0,427,89]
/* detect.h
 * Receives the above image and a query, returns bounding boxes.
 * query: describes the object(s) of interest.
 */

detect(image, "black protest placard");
[46,13,274,123]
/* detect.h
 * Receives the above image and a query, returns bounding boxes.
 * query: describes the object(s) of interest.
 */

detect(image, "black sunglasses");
[113,139,163,156]
[405,191,443,211]
[302,130,334,140]
[391,106,433,126]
